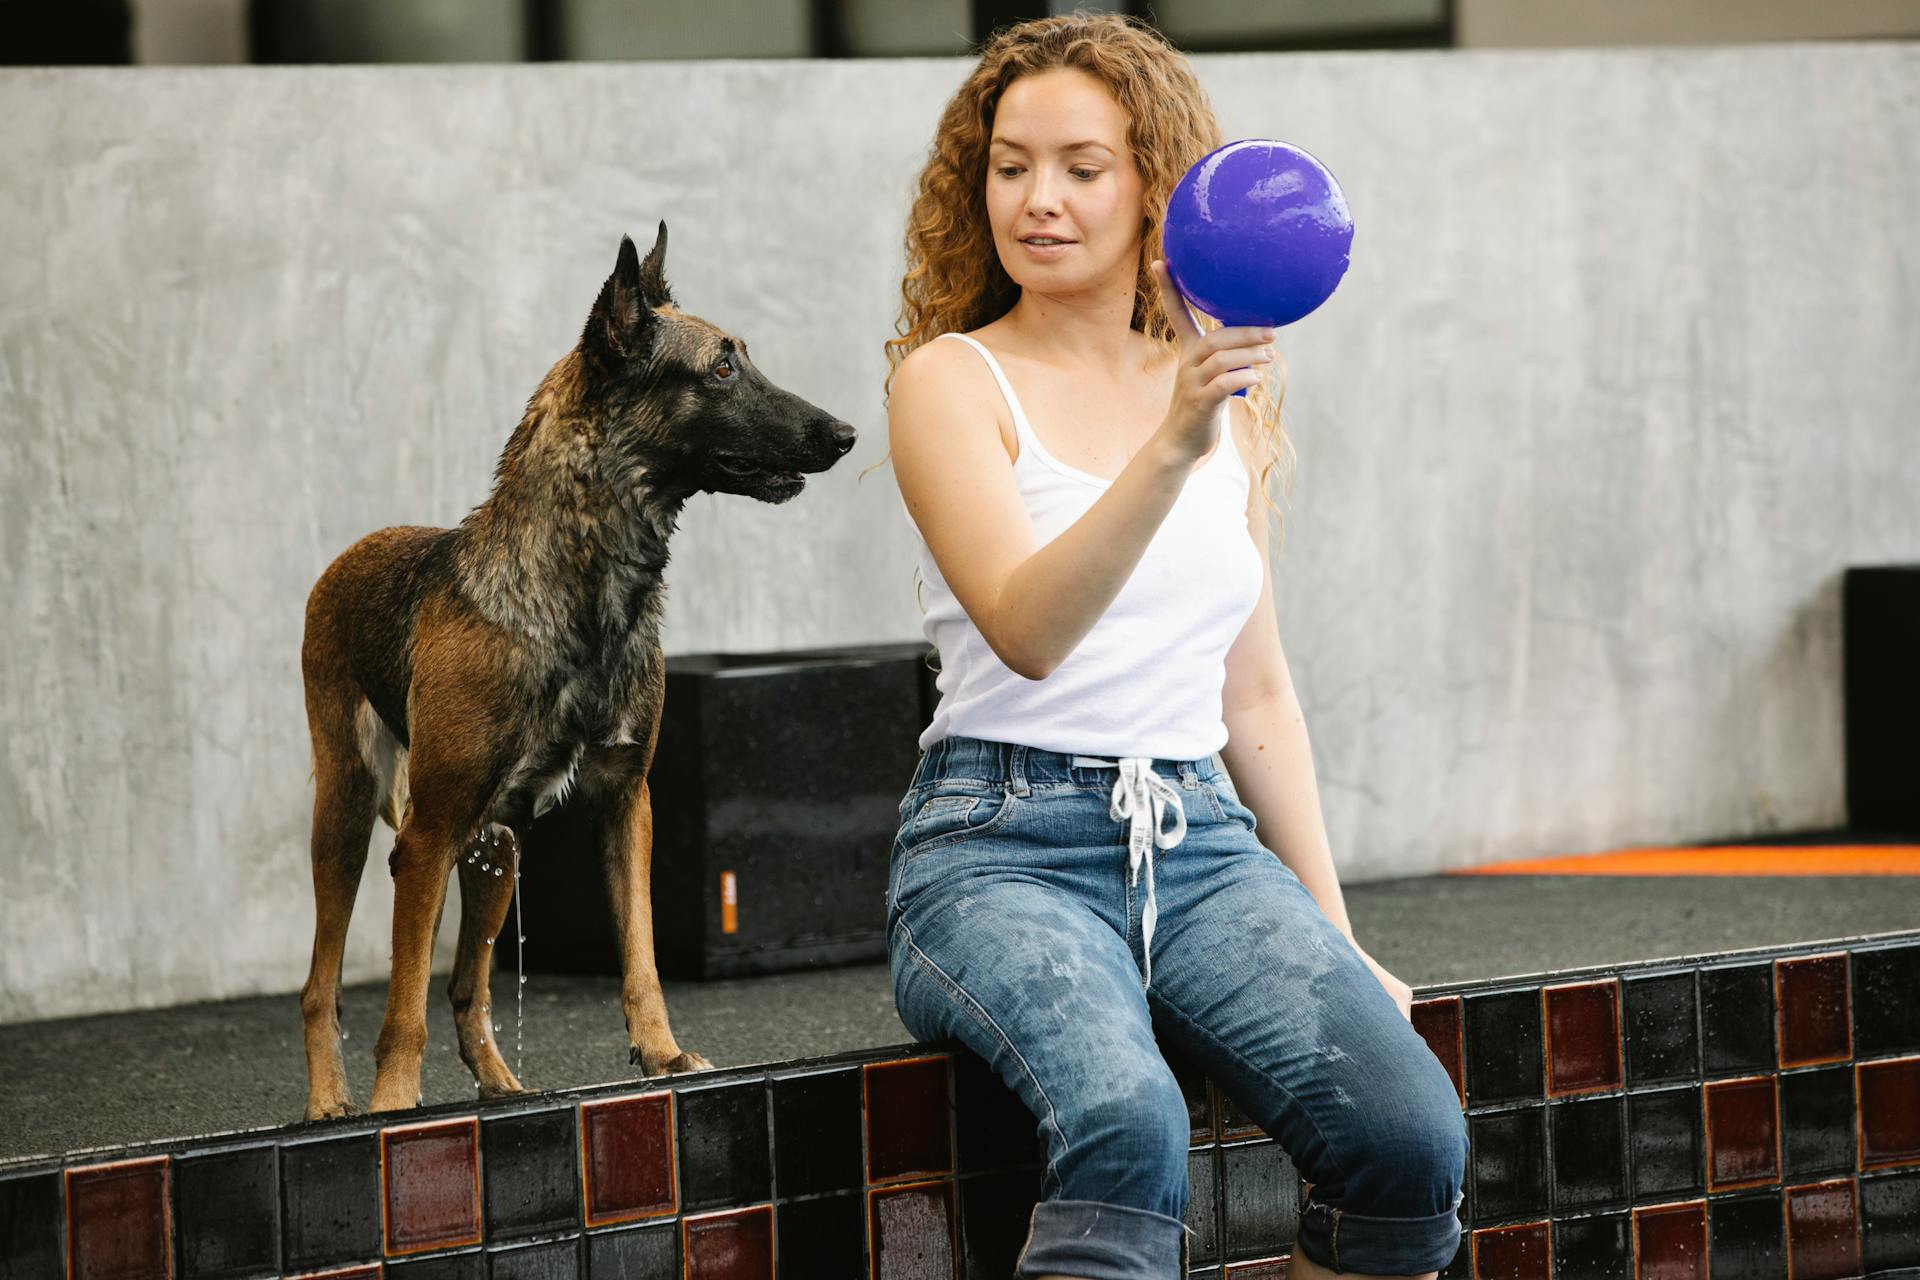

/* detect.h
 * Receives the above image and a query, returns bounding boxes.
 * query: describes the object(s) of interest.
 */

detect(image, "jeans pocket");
[902,783,1009,853]
[1209,777,1258,833]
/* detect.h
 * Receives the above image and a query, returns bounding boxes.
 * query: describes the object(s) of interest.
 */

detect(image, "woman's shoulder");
[893,330,994,398]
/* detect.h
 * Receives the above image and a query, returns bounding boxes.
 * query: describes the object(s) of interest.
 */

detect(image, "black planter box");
[519,642,937,979]
[1845,565,1920,834]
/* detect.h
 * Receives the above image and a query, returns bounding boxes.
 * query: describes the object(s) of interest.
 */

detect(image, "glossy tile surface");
[683,1204,774,1280]
[66,1156,169,1280]
[580,1091,676,1226]
[0,1169,62,1280]
[1634,1200,1707,1280]
[584,1221,677,1279]
[1553,1211,1630,1280]
[174,1145,276,1279]
[951,1050,1043,1174]
[869,1180,956,1280]
[774,1192,863,1280]
[1860,1169,1920,1273]
[1221,1140,1297,1262]
[1624,972,1699,1086]
[1705,1076,1780,1190]
[1544,980,1621,1095]
[1780,1066,1856,1178]
[1630,1089,1705,1200]
[1774,954,1851,1067]
[1858,1055,1920,1169]
[1852,942,1920,1058]
[1707,1192,1785,1280]
[771,1068,864,1197]
[1784,1179,1859,1280]
[1464,990,1544,1107]
[482,1106,581,1240]
[281,1134,380,1270]
[958,1168,1044,1280]
[1413,996,1466,1105]
[1701,964,1776,1075]
[865,1055,953,1183]
[382,1117,480,1254]
[679,1081,770,1212]
[1470,1107,1548,1222]
[1549,1096,1625,1211]
[1472,1221,1548,1280]
[487,1238,581,1280]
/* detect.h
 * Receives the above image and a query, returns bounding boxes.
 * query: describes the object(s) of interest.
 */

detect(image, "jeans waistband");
[914,735,1220,797]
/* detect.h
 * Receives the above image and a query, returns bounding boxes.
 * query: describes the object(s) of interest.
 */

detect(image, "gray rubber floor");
[2,872,1914,1164]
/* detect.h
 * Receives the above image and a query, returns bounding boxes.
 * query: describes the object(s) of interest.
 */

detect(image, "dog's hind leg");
[446,824,527,1099]
[368,808,460,1113]
[300,699,390,1121]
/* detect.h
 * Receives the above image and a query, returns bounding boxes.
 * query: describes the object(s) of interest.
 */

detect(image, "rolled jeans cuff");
[1298,1192,1464,1275]
[1016,1198,1187,1279]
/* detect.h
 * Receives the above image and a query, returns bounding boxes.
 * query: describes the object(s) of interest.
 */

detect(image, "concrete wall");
[2,43,1915,1020]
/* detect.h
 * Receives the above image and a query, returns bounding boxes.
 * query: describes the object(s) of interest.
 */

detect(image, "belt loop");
[1007,744,1031,797]
[1177,760,1198,788]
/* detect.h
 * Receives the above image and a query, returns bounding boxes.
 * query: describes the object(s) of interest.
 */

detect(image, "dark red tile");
[1776,955,1853,1068]
[1545,980,1622,1096]
[381,1117,480,1255]
[1413,997,1465,1105]
[65,1156,171,1280]
[1224,1259,1290,1278]
[1859,1056,1920,1169]
[1634,1201,1707,1280]
[1785,1179,1860,1280]
[683,1204,773,1280]
[1706,1075,1781,1190]
[1219,1088,1267,1141]
[869,1180,956,1280]
[865,1055,953,1182]
[580,1090,677,1227]
[1473,1221,1549,1280]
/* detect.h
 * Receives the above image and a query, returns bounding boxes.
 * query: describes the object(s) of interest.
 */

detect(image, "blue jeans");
[886,736,1467,1278]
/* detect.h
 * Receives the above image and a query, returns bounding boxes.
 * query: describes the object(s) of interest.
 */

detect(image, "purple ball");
[1162,139,1354,328]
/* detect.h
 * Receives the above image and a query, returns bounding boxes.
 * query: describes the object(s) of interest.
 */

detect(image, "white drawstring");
[1072,755,1187,990]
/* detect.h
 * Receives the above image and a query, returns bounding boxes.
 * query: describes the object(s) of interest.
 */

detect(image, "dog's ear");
[638,220,673,310]
[585,234,658,362]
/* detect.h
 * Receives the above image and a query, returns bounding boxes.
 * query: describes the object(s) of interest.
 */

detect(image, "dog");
[297,225,854,1118]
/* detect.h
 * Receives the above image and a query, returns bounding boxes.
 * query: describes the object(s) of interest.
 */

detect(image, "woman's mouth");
[1019,236,1075,257]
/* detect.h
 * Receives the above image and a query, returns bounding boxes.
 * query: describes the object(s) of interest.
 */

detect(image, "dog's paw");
[631,1045,714,1076]
[304,1098,360,1122]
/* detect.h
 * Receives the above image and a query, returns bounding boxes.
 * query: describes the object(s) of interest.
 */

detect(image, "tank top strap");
[933,332,1045,462]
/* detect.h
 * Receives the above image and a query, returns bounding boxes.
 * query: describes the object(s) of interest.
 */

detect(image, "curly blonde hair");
[878,10,1294,525]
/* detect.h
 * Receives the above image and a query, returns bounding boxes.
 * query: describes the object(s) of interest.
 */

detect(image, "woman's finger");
[1150,260,1202,344]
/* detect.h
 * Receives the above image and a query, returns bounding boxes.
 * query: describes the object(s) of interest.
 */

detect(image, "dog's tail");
[355,700,412,831]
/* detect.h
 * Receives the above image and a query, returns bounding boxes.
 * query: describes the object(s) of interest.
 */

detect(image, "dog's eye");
[714,359,734,379]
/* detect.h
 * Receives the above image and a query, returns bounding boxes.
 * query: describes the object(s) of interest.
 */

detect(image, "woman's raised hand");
[1149,258,1277,464]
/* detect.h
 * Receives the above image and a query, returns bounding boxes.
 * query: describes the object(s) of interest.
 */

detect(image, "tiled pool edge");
[0,931,1913,1278]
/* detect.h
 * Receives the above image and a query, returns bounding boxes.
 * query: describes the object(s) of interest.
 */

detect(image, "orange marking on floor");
[1451,845,1920,877]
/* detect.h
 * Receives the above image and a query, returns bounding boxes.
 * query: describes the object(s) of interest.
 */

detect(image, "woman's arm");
[1215,399,1413,1016]
[888,266,1274,681]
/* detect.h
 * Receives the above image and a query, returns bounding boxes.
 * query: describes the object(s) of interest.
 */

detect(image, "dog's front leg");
[604,779,713,1076]
[369,819,456,1112]
[447,823,527,1098]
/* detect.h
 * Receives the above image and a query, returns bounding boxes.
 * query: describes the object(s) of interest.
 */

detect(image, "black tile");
[677,1079,771,1211]
[1550,1096,1626,1212]
[1185,1148,1219,1266]
[776,1191,864,1280]
[585,1221,677,1280]
[1700,964,1775,1075]
[489,1239,581,1280]
[1553,1211,1631,1280]
[958,1168,1042,1280]
[1862,1170,1920,1274]
[390,1253,486,1280]
[1781,1066,1857,1178]
[1470,1106,1548,1222]
[281,1133,380,1270]
[175,1145,277,1279]
[483,1107,582,1241]
[1628,1087,1704,1200]
[772,1069,864,1197]
[1163,1039,1216,1144]
[1464,990,1544,1107]
[1624,972,1699,1086]
[953,1050,1045,1174]
[1221,1140,1297,1261]
[1854,943,1920,1058]
[1708,1191,1786,1280]
[0,1170,62,1280]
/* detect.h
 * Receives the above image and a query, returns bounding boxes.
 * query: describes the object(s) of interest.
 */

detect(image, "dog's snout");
[829,420,857,456]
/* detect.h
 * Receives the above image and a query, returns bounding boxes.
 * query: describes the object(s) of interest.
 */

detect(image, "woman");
[882,14,1466,1279]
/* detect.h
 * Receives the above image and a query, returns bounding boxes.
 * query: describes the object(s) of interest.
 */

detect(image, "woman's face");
[986,68,1147,300]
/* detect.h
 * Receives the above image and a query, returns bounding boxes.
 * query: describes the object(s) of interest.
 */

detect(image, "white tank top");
[901,331,1265,761]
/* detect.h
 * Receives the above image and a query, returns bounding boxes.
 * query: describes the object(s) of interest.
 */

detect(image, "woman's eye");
[995,166,1022,178]
[715,360,734,379]
[1070,168,1098,181]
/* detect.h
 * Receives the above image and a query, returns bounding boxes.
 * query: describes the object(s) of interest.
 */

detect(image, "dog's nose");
[830,421,857,456]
